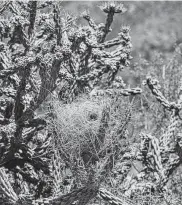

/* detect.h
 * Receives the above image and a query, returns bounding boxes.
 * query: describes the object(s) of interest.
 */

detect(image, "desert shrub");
[0,1,182,205]
[124,48,182,204]
[0,1,142,204]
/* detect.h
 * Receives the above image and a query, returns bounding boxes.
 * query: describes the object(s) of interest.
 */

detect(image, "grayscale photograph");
[0,1,182,204]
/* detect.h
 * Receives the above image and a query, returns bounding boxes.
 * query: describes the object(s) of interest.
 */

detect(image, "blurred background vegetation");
[58,2,182,201]
[1,1,182,204]
[59,1,182,91]
[62,1,182,60]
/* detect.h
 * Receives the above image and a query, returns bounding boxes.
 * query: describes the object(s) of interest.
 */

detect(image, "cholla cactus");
[123,76,182,198]
[3,1,182,205]
[4,1,180,205]
[0,1,142,204]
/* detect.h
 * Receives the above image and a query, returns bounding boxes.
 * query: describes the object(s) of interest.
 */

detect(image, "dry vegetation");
[0,1,182,205]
